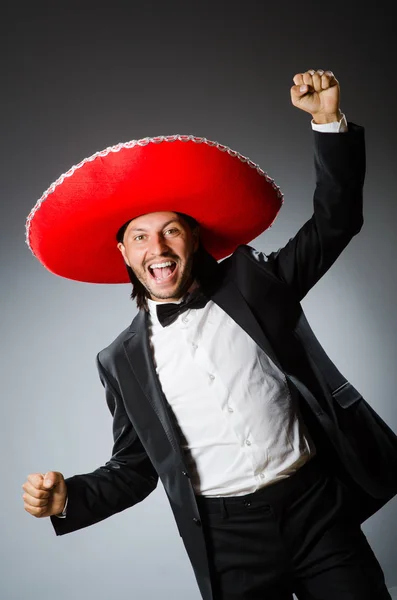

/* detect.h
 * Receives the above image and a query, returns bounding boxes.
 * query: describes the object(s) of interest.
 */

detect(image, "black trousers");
[196,456,391,600]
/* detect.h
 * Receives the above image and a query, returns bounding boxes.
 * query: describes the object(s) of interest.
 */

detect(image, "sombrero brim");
[26,134,283,283]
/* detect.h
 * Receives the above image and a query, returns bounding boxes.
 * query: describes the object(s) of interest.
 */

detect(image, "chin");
[153,282,185,301]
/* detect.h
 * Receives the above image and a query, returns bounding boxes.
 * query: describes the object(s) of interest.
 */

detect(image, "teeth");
[149,261,174,270]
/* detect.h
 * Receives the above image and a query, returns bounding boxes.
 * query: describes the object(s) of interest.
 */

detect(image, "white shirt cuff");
[311,112,348,133]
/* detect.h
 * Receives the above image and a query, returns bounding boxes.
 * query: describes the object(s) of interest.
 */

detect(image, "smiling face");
[117,211,199,303]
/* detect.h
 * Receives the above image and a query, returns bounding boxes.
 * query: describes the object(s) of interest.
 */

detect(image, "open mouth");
[148,260,178,283]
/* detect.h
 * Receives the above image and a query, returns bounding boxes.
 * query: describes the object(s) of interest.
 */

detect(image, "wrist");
[311,109,343,124]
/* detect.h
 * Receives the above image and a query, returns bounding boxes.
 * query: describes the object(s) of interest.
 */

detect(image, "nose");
[148,233,170,256]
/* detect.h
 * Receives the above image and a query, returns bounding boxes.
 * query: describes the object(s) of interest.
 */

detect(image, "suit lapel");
[123,310,185,458]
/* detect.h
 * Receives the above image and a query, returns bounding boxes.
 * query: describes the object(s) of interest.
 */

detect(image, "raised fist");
[291,69,341,124]
[22,471,67,518]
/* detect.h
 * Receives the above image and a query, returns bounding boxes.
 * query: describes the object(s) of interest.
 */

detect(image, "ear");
[117,242,130,267]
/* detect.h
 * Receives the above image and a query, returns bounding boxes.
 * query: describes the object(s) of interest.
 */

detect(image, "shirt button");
[228,406,234,413]
[245,439,251,446]
[182,316,189,323]
[209,374,215,381]
[192,342,198,349]
[260,473,265,479]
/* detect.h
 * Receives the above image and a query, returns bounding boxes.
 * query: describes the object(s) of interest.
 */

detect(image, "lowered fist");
[22,471,67,518]
[291,69,341,124]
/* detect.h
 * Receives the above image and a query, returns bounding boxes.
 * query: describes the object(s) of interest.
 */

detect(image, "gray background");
[2,1,396,598]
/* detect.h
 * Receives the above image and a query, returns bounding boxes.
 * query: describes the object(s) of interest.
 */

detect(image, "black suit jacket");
[51,124,397,600]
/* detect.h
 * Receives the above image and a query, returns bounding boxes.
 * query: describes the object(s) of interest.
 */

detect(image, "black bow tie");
[156,287,209,327]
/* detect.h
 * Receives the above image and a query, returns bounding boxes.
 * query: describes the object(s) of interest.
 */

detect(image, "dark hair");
[116,212,214,311]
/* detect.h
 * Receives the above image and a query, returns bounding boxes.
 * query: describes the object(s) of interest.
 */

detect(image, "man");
[23,69,397,599]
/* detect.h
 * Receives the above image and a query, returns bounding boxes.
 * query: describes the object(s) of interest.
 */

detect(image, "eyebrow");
[129,219,180,233]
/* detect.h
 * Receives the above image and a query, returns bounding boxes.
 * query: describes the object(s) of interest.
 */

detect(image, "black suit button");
[193,517,201,526]
[182,470,190,478]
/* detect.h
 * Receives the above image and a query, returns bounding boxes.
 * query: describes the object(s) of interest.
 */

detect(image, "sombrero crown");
[26,134,283,283]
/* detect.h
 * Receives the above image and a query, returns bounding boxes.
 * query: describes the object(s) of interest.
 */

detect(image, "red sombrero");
[26,134,283,283]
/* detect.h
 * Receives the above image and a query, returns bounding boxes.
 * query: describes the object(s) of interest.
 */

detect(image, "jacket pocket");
[331,381,362,408]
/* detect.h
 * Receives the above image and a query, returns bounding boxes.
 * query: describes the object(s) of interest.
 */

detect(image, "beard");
[134,250,195,301]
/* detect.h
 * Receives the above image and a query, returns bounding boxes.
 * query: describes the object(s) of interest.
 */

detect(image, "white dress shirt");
[148,296,316,496]
[56,114,348,514]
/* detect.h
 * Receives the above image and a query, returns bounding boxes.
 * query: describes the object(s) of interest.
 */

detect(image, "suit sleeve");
[243,123,366,301]
[50,354,159,536]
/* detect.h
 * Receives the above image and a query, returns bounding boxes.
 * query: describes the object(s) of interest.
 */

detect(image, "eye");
[134,234,146,242]
[165,228,179,236]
